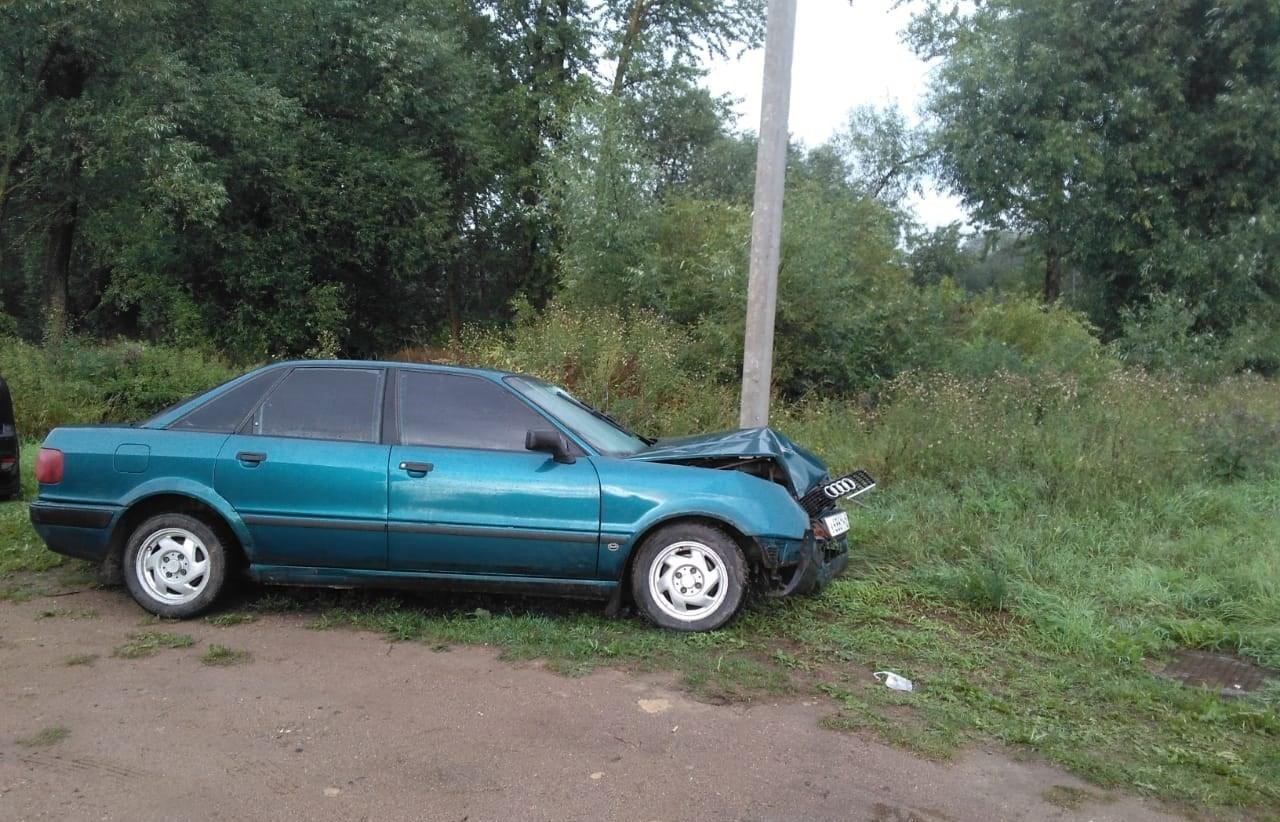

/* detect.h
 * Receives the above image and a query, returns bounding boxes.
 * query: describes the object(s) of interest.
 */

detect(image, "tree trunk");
[1044,247,1062,303]
[42,198,77,343]
[611,0,649,96]
[446,265,462,345]
[37,40,88,342]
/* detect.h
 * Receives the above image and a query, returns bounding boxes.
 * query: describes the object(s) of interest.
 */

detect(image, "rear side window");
[253,368,384,443]
[398,371,548,451]
[170,370,283,433]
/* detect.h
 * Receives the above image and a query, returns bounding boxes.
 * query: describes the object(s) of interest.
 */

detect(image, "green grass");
[0,443,61,581]
[200,644,250,665]
[17,725,70,747]
[205,612,258,626]
[112,631,196,659]
[64,653,98,666]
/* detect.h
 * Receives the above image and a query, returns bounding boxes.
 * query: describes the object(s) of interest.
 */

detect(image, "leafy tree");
[911,0,1280,339]
[603,0,764,96]
[830,104,929,206]
[0,1,578,354]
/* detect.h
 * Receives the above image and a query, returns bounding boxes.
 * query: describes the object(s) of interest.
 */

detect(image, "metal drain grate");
[1159,649,1274,697]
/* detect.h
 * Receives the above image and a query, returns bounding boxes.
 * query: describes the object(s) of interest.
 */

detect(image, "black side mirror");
[525,429,575,464]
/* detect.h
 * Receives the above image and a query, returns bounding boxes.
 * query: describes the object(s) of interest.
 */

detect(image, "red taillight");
[35,448,63,484]
[0,456,14,470]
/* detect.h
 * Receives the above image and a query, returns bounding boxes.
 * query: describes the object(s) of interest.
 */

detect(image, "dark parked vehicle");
[0,377,18,500]
[30,360,875,631]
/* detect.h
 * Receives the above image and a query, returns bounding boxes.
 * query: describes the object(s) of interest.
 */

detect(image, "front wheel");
[123,513,228,618]
[631,523,746,632]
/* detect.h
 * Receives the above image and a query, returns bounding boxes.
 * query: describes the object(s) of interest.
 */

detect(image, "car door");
[387,369,601,579]
[215,366,390,570]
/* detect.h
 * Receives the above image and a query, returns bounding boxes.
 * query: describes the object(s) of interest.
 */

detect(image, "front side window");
[398,371,549,451]
[253,368,383,442]
[505,377,647,456]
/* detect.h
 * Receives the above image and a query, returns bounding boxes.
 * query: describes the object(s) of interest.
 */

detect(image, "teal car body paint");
[30,360,874,631]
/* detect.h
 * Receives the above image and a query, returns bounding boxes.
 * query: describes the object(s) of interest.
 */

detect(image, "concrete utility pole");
[738,0,797,429]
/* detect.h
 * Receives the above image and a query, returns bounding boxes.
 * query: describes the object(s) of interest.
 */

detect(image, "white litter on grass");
[873,671,913,692]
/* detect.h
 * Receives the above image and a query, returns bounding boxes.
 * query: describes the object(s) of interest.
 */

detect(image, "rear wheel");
[631,522,746,632]
[123,513,228,618]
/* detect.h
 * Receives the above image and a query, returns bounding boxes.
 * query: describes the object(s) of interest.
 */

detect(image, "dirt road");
[1,588,1177,822]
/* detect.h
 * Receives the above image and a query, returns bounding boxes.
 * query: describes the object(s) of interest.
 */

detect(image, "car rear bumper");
[29,501,119,561]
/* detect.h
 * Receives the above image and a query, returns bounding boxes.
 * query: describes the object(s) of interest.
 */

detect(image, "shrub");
[1196,410,1280,480]
[0,337,237,439]
[400,301,737,437]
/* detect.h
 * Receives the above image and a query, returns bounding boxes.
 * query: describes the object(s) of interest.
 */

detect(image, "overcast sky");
[702,0,968,228]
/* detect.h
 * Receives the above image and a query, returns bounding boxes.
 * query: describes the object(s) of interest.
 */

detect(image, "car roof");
[264,359,516,380]
[139,358,529,431]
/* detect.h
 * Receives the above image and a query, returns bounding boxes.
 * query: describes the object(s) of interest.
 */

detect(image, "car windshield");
[505,376,650,456]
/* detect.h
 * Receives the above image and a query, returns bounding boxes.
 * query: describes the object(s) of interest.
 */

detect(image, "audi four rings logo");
[822,478,862,498]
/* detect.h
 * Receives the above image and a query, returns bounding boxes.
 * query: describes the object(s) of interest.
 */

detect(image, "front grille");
[798,486,835,517]
[798,469,877,516]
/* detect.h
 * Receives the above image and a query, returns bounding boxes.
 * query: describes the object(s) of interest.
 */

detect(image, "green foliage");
[449,301,737,437]
[0,0,778,357]
[1117,293,1280,380]
[912,0,1280,335]
[1196,410,1280,480]
[0,337,235,439]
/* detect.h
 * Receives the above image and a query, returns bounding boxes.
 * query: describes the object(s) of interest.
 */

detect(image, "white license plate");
[821,511,849,538]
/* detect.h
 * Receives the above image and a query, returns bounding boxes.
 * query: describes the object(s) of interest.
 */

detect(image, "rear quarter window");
[169,370,284,433]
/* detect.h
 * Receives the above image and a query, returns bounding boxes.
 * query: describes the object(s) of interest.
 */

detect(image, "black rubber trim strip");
[242,514,386,532]
[242,514,599,543]
[30,503,115,529]
[387,521,598,543]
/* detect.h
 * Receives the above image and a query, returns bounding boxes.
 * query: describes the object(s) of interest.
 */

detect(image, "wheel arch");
[102,492,248,584]
[614,513,764,610]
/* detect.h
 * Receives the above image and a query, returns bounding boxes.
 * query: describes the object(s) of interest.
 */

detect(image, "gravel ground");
[0,588,1178,822]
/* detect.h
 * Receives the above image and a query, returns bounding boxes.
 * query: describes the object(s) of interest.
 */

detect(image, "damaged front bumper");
[756,531,849,597]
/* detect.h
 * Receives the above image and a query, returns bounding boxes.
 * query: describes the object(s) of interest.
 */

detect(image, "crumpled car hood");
[627,427,829,495]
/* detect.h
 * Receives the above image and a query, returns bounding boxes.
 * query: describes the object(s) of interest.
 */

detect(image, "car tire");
[122,513,228,619]
[630,522,747,632]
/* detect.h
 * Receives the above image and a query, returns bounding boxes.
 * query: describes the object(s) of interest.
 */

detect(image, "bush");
[0,337,237,439]
[1196,410,1280,480]
[397,301,737,437]
[1117,294,1280,381]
